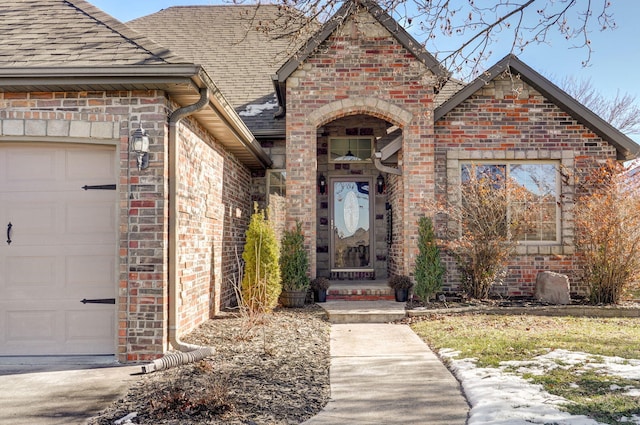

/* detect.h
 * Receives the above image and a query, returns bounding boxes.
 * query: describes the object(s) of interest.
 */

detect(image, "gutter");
[373,133,402,175]
[272,74,286,119]
[0,64,203,78]
[197,69,272,168]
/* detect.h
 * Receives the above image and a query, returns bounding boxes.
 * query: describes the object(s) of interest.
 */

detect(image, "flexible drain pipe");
[141,87,213,374]
[141,347,214,373]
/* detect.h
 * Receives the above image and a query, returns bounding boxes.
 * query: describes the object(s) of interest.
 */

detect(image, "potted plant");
[388,275,413,302]
[279,221,310,307]
[311,277,331,303]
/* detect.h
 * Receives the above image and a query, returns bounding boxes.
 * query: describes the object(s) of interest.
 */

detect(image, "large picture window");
[462,162,560,243]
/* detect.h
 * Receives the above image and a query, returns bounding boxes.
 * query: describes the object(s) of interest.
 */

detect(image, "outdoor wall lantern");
[318,173,327,194]
[130,124,150,170]
[377,173,385,194]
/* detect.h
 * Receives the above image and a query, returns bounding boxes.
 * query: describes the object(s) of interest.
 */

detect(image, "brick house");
[1,0,638,361]
[0,0,271,361]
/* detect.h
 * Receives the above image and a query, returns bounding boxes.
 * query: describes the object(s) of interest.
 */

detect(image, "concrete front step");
[326,280,395,301]
[319,300,407,324]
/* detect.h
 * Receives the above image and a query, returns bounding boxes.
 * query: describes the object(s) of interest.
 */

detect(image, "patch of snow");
[114,412,137,424]
[239,96,278,117]
[440,349,640,425]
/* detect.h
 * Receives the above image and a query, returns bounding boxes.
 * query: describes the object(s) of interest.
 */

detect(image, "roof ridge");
[64,0,189,64]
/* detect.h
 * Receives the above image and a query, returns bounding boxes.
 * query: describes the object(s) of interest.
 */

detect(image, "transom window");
[461,162,560,243]
[329,137,373,163]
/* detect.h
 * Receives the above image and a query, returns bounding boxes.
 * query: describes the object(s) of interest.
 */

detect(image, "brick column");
[285,119,318,277]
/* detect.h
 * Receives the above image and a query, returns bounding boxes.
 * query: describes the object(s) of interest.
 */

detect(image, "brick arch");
[307,97,413,129]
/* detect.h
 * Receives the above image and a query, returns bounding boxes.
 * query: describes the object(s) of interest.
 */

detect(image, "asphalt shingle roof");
[0,0,187,67]
[129,5,303,112]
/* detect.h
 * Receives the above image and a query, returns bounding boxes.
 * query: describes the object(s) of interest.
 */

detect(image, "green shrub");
[414,216,445,301]
[279,221,310,291]
[241,207,281,313]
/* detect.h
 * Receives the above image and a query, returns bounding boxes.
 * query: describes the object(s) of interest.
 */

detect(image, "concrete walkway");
[302,323,469,425]
[0,317,470,425]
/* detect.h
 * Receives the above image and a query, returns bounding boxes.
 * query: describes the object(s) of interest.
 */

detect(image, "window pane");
[461,164,506,188]
[330,138,372,162]
[268,170,286,196]
[509,164,558,242]
[461,162,559,242]
[510,164,557,198]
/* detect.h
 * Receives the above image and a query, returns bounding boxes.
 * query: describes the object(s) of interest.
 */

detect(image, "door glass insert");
[332,180,372,270]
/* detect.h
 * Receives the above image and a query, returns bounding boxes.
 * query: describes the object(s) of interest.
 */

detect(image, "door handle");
[6,222,11,245]
[81,298,116,304]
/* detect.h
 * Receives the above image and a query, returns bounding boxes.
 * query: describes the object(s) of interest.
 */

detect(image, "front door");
[330,178,373,272]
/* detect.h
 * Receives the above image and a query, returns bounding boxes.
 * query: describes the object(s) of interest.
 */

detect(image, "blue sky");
[90,0,640,140]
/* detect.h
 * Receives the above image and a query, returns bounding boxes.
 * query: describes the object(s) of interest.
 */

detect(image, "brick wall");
[285,9,438,278]
[434,77,617,296]
[0,90,170,362]
[174,117,251,336]
[0,90,253,362]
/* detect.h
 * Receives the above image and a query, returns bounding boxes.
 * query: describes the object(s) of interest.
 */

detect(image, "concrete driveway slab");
[0,356,140,425]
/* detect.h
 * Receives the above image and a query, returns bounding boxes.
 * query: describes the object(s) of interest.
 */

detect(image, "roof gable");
[0,0,186,67]
[275,0,447,83]
[434,54,640,161]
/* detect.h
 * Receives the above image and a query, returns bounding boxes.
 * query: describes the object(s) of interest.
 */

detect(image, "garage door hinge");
[82,184,116,190]
[80,298,116,304]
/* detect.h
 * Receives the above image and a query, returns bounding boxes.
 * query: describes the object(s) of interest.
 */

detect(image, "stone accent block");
[91,121,116,139]
[3,119,24,136]
[70,121,91,138]
[535,271,571,305]
[47,120,69,137]
[25,120,47,136]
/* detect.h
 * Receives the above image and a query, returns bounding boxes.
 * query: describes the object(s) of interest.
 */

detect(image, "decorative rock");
[535,271,571,305]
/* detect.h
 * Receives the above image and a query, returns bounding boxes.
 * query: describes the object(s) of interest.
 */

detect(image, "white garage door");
[0,143,117,355]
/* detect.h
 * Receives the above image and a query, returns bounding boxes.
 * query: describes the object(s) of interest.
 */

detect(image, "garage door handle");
[6,222,11,245]
[80,298,115,304]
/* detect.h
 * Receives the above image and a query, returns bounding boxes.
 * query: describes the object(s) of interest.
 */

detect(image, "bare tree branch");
[227,0,616,81]
[560,75,640,135]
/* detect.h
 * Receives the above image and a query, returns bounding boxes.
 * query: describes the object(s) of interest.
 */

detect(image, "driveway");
[0,356,140,425]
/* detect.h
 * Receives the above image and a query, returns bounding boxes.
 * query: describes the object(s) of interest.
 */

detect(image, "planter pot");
[280,290,307,308]
[314,289,327,303]
[394,288,409,302]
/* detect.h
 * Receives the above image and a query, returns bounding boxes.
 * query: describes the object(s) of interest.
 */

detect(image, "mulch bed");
[88,305,331,425]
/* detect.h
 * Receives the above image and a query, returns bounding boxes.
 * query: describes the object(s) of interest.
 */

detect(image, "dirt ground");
[88,305,330,425]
